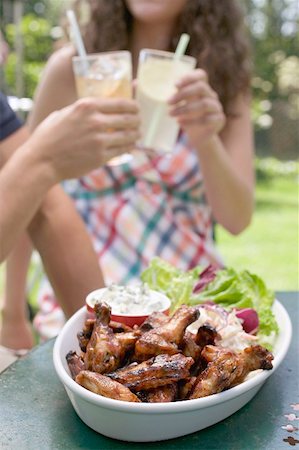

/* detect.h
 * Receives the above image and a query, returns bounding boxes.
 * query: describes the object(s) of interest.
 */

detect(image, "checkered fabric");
[33,133,223,338]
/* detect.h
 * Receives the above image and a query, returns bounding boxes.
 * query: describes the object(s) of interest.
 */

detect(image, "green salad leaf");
[141,257,201,312]
[141,257,279,349]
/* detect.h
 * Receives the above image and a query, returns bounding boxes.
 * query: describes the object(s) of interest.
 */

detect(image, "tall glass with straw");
[67,10,133,165]
[136,34,196,154]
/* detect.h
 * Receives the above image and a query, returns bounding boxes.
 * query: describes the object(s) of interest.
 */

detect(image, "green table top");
[0,291,298,450]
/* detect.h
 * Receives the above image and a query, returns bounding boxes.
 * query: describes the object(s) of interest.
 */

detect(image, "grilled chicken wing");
[76,370,140,402]
[178,376,197,400]
[109,320,134,333]
[139,311,170,332]
[182,324,219,360]
[189,348,243,399]
[181,324,222,375]
[107,353,194,391]
[200,344,230,363]
[135,305,199,360]
[66,351,85,379]
[189,344,273,399]
[77,318,95,352]
[84,302,137,374]
[195,324,220,348]
[231,344,273,386]
[144,383,178,403]
[181,331,202,360]
[77,318,135,353]
[115,331,140,347]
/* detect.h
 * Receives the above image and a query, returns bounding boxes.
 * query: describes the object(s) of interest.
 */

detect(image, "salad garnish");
[141,258,279,350]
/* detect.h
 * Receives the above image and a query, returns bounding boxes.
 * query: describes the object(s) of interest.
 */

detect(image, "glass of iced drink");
[72,51,133,165]
[136,49,196,154]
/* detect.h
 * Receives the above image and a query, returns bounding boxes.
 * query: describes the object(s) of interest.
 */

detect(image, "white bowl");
[53,300,292,442]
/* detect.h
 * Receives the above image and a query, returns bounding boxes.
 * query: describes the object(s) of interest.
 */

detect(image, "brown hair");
[82,0,252,115]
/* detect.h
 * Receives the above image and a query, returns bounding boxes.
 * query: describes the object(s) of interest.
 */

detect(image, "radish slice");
[193,264,218,293]
[235,308,259,334]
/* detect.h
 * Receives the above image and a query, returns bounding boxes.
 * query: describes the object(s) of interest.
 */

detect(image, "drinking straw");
[174,33,190,60]
[67,10,88,73]
[143,33,190,149]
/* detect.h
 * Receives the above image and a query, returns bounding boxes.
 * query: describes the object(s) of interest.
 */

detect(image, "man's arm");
[28,185,104,317]
[0,96,139,262]
[0,128,104,315]
[0,127,56,262]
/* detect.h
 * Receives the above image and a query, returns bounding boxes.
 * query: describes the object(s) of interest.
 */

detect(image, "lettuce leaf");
[141,257,200,312]
[141,258,279,349]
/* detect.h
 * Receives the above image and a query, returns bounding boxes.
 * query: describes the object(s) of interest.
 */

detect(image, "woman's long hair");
[82,0,252,115]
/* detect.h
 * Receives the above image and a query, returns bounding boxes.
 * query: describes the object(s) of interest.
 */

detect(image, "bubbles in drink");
[88,56,128,81]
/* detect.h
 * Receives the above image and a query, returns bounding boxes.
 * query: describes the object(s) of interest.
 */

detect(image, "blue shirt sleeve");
[0,92,23,140]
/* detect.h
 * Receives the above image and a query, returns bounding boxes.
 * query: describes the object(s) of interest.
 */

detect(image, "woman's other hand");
[30,97,140,181]
[168,69,225,148]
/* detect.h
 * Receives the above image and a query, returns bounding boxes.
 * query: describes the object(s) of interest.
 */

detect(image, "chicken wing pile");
[66,302,274,403]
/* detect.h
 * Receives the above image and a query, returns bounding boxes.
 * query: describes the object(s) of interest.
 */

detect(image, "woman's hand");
[168,69,225,148]
[30,97,140,181]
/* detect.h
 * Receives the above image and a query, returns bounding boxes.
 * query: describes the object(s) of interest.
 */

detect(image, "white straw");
[143,34,191,149]
[67,10,88,73]
[143,108,164,148]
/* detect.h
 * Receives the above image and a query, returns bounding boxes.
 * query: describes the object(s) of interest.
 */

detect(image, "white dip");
[90,284,168,316]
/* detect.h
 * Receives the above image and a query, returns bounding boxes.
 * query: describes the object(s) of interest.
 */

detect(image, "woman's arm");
[169,71,254,234]
[28,45,77,130]
[195,94,254,234]
[28,185,104,317]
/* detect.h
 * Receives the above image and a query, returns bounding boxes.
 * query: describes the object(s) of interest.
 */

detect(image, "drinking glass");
[72,51,133,165]
[136,49,196,154]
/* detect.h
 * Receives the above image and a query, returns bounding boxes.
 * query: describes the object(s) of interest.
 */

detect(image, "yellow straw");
[174,33,190,59]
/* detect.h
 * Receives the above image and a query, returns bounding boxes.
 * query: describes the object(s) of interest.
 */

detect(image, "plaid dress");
[33,133,223,338]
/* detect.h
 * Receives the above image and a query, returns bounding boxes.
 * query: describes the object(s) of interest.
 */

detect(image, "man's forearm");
[28,185,105,317]
[0,144,55,262]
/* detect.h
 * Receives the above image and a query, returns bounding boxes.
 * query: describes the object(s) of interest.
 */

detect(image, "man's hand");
[30,97,140,181]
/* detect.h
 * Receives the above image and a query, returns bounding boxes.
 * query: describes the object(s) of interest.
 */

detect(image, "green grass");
[216,176,298,291]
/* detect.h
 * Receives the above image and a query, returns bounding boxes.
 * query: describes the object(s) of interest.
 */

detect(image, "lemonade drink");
[136,50,196,153]
[75,75,131,99]
[72,51,133,165]
[73,51,132,99]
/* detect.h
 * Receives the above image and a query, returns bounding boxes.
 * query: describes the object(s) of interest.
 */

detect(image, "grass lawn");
[216,175,298,292]
[0,174,298,302]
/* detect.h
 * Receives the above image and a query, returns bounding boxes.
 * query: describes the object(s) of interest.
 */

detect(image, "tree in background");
[243,0,298,159]
[0,0,69,98]
[24,0,65,26]
[0,0,87,99]
[4,14,52,99]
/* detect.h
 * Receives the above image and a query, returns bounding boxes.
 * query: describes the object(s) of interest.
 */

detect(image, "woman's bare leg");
[0,233,34,350]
